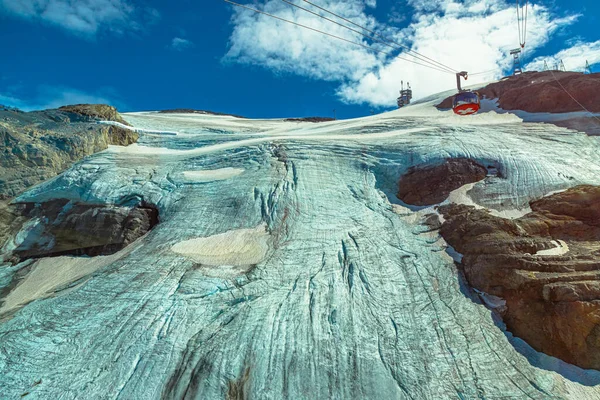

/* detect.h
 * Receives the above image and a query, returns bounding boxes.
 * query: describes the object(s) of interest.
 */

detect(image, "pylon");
[510,48,522,75]
[585,60,593,74]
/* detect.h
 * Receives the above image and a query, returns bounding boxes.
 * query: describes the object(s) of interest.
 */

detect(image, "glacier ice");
[1,102,600,399]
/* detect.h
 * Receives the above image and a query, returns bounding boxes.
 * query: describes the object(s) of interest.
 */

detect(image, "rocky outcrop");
[158,109,246,118]
[11,199,159,261]
[437,71,600,114]
[0,105,137,199]
[284,117,335,123]
[58,104,131,126]
[439,185,600,370]
[0,200,27,257]
[397,158,488,206]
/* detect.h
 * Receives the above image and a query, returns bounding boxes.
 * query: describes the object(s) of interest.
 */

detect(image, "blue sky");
[0,0,598,119]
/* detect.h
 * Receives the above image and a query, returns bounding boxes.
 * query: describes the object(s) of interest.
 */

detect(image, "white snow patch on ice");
[473,288,507,310]
[392,100,523,125]
[479,99,600,124]
[536,240,570,256]
[0,246,135,315]
[107,127,431,160]
[171,224,270,273]
[182,168,244,183]
[98,120,179,136]
[446,183,531,219]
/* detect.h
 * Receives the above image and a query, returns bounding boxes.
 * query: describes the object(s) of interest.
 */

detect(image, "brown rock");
[439,185,600,370]
[284,117,335,123]
[0,106,137,199]
[436,71,600,114]
[58,104,131,126]
[158,109,246,119]
[397,158,488,206]
[12,199,159,260]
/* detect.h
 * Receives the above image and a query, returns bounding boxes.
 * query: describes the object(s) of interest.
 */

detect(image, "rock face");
[284,117,336,123]
[0,105,137,199]
[397,158,488,206]
[11,199,159,261]
[58,104,132,126]
[439,185,600,370]
[436,71,600,113]
[158,109,246,118]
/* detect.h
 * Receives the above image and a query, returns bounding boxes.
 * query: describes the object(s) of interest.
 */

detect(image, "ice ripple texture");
[2,104,600,399]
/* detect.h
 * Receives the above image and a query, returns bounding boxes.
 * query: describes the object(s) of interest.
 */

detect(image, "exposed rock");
[436,71,600,114]
[58,104,131,126]
[0,106,137,199]
[158,109,246,119]
[439,185,600,370]
[12,199,159,261]
[0,200,27,256]
[284,117,335,123]
[397,158,488,206]
[552,117,600,136]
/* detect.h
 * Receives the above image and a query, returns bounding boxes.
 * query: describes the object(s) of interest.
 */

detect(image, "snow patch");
[171,224,270,273]
[0,245,135,315]
[182,168,244,183]
[473,288,507,311]
[535,240,570,256]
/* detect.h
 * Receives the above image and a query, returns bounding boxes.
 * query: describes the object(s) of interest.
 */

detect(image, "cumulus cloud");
[0,0,160,36]
[224,0,586,107]
[170,37,195,51]
[525,40,600,72]
[224,0,383,82]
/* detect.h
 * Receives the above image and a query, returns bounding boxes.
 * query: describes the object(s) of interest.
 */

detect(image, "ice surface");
[2,94,600,398]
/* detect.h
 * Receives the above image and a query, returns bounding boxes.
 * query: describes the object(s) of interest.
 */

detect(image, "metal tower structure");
[585,60,593,74]
[397,81,413,108]
[559,60,566,72]
[510,48,523,75]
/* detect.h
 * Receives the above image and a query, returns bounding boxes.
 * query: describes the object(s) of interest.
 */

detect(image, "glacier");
[2,99,600,399]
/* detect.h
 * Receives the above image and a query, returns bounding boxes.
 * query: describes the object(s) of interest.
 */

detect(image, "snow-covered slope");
[2,96,600,399]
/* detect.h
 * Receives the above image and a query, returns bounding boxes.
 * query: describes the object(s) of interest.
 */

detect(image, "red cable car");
[452,71,480,116]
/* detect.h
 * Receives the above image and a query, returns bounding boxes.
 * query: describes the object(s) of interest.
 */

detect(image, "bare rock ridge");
[158,109,246,119]
[10,199,159,262]
[283,117,335,123]
[436,71,600,114]
[0,104,137,200]
[397,158,488,206]
[58,104,132,126]
[439,185,600,370]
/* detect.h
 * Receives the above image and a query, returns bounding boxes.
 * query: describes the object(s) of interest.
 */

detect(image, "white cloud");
[170,37,195,51]
[224,0,383,82]
[0,85,124,111]
[525,40,600,72]
[0,0,160,36]
[224,0,585,107]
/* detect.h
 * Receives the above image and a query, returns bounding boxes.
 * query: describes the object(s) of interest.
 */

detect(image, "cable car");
[452,71,480,116]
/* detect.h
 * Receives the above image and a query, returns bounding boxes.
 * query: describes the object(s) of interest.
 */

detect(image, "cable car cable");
[300,0,460,73]
[548,69,600,123]
[223,0,455,74]
[516,0,528,48]
[280,0,457,74]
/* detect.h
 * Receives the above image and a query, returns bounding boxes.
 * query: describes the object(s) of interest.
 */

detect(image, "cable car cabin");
[452,91,480,116]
